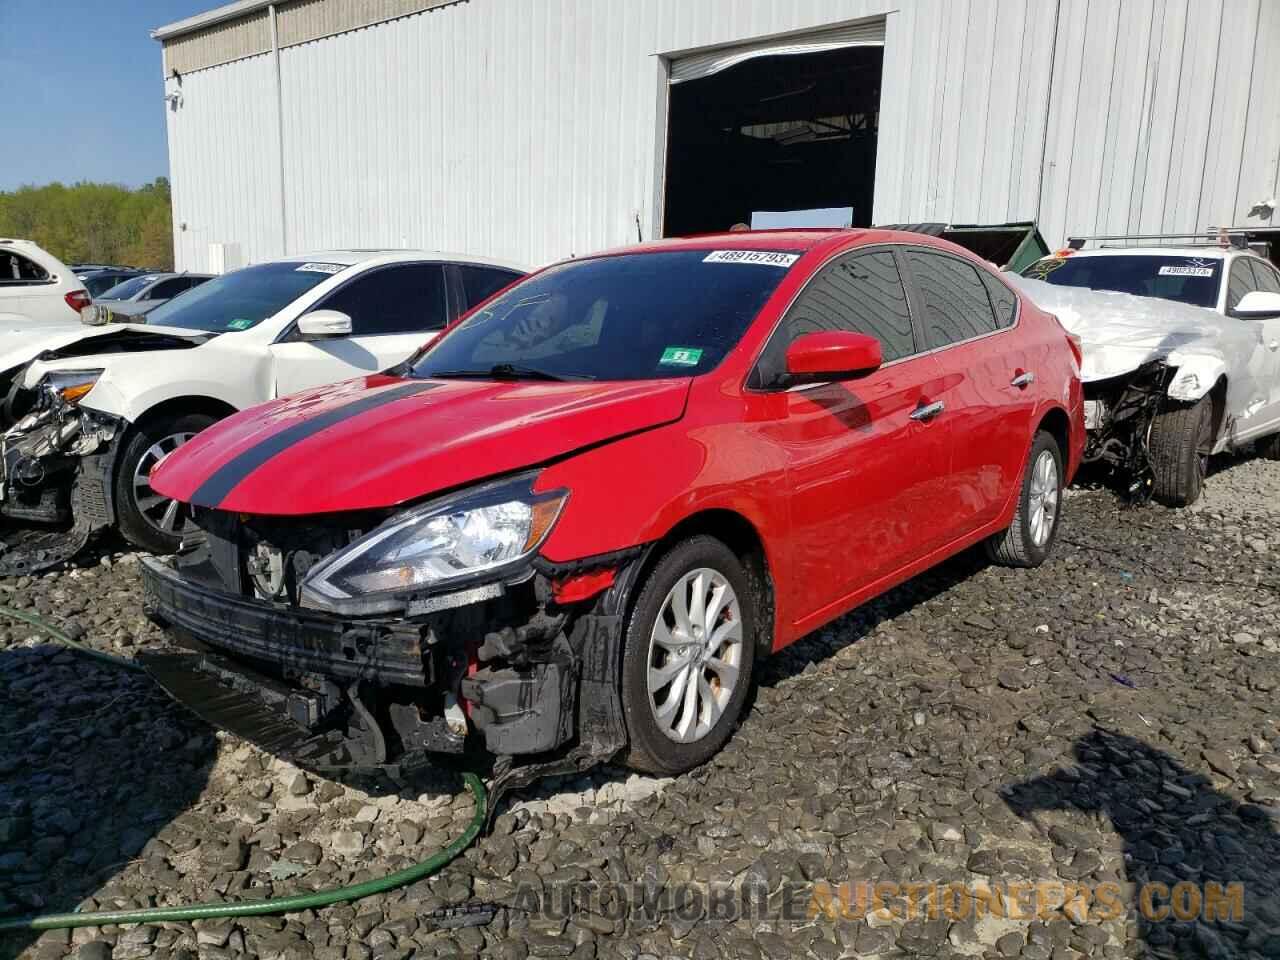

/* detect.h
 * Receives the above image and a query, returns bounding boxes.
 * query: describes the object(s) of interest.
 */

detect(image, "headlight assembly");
[41,369,104,406]
[300,474,568,615]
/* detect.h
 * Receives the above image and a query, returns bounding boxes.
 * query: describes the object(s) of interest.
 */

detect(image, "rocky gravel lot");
[5,454,1280,960]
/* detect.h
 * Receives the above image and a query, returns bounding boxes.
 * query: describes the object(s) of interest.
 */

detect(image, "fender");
[1163,352,1227,402]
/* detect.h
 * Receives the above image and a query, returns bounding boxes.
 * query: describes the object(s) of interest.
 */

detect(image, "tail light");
[64,289,91,314]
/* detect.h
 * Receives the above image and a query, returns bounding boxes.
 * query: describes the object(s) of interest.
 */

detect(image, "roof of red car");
[589,228,943,261]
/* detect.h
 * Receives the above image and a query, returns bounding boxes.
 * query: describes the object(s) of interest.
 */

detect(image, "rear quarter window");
[0,251,50,284]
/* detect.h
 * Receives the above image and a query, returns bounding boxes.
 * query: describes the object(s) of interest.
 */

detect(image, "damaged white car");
[0,250,525,573]
[1016,244,1280,505]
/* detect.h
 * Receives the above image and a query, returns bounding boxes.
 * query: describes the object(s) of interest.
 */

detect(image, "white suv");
[0,239,90,324]
[0,250,525,569]
[1017,240,1280,505]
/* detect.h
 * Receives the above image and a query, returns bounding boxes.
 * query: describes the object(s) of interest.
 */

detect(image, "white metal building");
[154,0,1280,273]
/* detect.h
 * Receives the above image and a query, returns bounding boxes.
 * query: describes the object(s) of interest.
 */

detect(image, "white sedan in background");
[0,250,525,568]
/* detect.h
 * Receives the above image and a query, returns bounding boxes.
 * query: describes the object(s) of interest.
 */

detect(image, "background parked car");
[0,250,526,571]
[88,272,215,324]
[1020,239,1280,505]
[0,239,91,323]
[139,229,1084,782]
[77,267,147,299]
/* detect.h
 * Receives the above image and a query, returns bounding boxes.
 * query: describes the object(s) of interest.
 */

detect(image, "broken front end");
[0,369,120,574]
[139,474,639,792]
[1079,360,1173,498]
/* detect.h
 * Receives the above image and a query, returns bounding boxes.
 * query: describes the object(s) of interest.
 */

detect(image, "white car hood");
[1,323,209,382]
[1009,274,1269,420]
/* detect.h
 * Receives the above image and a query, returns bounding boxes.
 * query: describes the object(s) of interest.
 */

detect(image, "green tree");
[0,179,173,270]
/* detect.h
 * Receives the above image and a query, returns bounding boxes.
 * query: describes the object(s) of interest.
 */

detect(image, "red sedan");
[140,229,1083,783]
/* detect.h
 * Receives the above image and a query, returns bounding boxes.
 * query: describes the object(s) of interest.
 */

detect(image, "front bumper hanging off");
[0,400,122,575]
[139,550,636,789]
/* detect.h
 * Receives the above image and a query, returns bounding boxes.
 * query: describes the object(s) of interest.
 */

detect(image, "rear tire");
[1257,433,1280,461]
[620,536,756,775]
[986,430,1063,569]
[114,412,215,554]
[1149,395,1213,507]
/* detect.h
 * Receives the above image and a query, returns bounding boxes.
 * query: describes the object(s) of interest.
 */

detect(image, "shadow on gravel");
[1004,729,1280,958]
[0,644,216,960]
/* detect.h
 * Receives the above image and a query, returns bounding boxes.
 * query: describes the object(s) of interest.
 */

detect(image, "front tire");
[986,430,1064,568]
[1149,395,1213,506]
[620,536,756,775]
[114,412,215,554]
[1257,433,1280,461]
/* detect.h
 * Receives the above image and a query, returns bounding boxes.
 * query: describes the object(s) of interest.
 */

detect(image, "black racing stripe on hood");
[189,381,440,509]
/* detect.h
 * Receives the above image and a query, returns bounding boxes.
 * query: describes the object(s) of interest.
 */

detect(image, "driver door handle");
[910,400,946,422]
[1011,371,1036,388]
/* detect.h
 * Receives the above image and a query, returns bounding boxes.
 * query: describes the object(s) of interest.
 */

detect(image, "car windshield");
[145,261,347,332]
[84,274,133,297]
[409,249,797,381]
[100,275,159,300]
[1023,254,1222,309]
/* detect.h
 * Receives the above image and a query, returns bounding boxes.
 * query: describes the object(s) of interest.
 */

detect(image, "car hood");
[150,374,692,514]
[1009,274,1258,382]
[7,323,211,385]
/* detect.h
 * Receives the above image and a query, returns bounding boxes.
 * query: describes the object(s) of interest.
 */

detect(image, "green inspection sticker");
[226,318,253,330]
[660,346,703,366]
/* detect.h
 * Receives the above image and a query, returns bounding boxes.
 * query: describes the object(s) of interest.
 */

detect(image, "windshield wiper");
[428,364,591,382]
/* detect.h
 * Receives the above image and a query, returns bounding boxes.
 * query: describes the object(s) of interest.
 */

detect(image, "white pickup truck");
[1016,242,1280,506]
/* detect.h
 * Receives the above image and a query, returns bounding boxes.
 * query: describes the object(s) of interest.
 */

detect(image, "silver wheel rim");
[1028,449,1060,547]
[648,567,744,744]
[132,432,197,537]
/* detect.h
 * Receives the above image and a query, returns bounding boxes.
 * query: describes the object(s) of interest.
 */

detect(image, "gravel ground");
[4,453,1280,960]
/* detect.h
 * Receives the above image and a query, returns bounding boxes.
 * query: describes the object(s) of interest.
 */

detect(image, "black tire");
[985,430,1064,568]
[1257,433,1280,461]
[1149,395,1213,507]
[620,536,756,775]
[114,412,216,554]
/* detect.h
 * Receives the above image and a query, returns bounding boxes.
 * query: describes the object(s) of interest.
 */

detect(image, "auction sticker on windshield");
[1158,265,1215,277]
[295,262,345,274]
[660,347,704,366]
[703,250,800,267]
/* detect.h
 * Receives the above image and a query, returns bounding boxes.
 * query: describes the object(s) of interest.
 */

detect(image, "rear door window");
[148,278,191,299]
[460,265,523,308]
[315,263,449,335]
[1247,259,1280,295]
[905,250,999,348]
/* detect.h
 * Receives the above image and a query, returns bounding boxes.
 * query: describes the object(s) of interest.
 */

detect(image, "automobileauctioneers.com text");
[491,879,1245,924]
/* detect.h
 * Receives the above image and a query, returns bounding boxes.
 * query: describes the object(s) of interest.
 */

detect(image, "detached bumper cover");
[140,555,428,686]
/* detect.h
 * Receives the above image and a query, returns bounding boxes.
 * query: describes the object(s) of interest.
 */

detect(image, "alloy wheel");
[647,567,744,743]
[132,431,197,537]
[1028,449,1060,547]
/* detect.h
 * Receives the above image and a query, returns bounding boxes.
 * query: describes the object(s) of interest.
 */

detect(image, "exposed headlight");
[300,474,568,615]
[41,369,104,406]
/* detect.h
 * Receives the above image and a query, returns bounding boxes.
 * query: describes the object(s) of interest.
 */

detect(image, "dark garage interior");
[662,44,883,237]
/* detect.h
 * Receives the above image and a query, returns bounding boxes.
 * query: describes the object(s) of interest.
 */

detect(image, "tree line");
[0,179,174,270]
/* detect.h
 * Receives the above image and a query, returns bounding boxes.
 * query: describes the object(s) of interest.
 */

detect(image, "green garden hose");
[0,604,487,934]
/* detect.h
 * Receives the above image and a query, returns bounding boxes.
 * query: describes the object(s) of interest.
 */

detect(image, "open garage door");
[663,21,885,237]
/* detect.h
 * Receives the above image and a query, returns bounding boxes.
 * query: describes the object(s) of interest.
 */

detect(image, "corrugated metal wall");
[162,0,1280,272]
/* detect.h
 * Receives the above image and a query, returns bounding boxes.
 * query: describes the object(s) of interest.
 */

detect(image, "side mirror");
[1232,291,1280,319]
[785,331,883,385]
[297,309,353,339]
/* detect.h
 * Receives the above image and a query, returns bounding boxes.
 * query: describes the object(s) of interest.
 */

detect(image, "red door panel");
[757,353,950,625]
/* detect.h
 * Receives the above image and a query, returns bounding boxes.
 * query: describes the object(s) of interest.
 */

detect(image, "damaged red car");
[139,230,1084,790]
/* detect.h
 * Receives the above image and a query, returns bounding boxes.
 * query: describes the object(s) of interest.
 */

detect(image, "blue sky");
[0,1,215,191]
